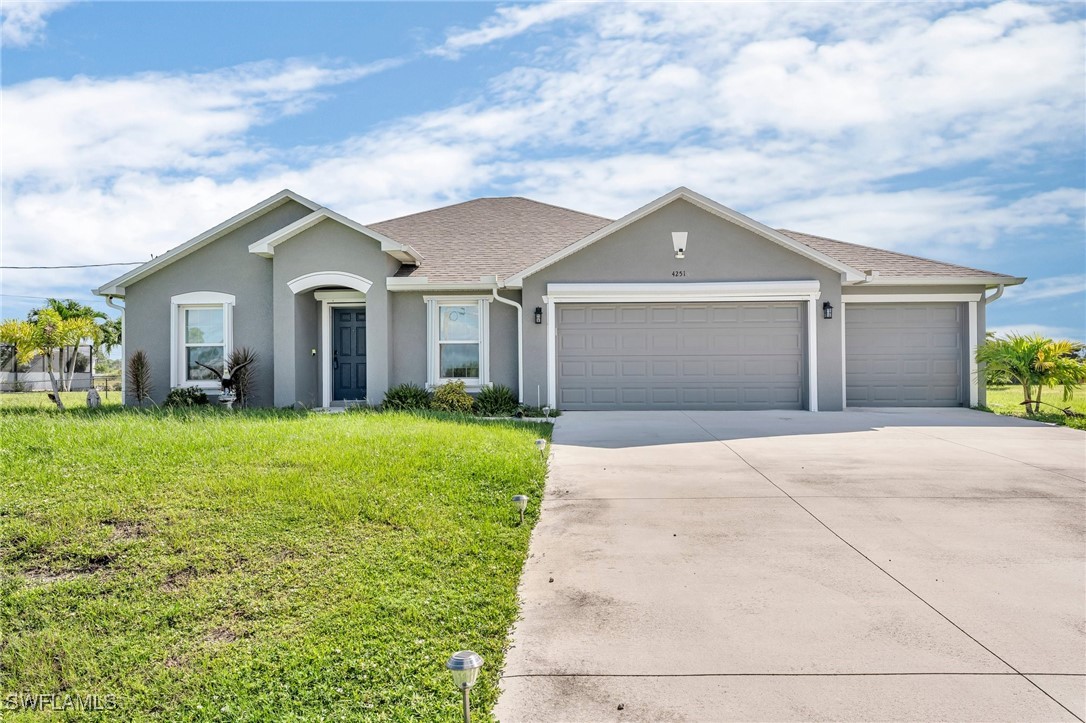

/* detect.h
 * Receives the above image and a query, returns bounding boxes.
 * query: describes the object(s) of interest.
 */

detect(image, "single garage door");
[845,302,965,407]
[557,302,805,411]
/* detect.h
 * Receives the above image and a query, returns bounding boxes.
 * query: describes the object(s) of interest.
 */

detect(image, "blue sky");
[2,1,1084,339]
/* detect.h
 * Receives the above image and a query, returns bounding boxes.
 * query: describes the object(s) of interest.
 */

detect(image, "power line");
[1,261,144,269]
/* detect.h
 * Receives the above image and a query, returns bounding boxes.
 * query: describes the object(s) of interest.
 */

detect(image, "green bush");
[431,380,475,414]
[164,386,209,407]
[475,384,519,416]
[382,383,432,411]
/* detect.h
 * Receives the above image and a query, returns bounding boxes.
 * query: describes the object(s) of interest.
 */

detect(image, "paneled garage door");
[845,303,964,407]
[556,302,805,411]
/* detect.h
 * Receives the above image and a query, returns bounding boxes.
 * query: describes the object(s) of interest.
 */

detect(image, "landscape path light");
[535,438,547,459]
[446,650,483,723]
[512,494,529,524]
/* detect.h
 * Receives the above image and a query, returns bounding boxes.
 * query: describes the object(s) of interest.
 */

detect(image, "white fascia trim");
[544,280,821,304]
[845,276,1025,287]
[288,271,373,295]
[842,293,982,303]
[248,207,422,264]
[506,187,863,286]
[94,189,319,296]
[387,277,495,292]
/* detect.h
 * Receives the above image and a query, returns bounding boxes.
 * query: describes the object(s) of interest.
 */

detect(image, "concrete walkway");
[495,409,1086,722]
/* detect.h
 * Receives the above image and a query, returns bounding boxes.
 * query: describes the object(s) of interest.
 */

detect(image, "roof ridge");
[777,228,1007,278]
[505,196,613,222]
[370,195,612,227]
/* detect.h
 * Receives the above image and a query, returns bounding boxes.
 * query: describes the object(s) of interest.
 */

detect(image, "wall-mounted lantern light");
[534,306,543,325]
[672,232,688,259]
[823,301,833,320]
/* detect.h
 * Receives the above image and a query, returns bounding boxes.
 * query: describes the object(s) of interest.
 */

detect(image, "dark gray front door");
[556,302,805,410]
[845,302,964,406]
[333,307,367,401]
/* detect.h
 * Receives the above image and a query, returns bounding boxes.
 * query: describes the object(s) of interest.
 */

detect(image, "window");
[182,307,226,382]
[426,297,489,388]
[170,292,234,388]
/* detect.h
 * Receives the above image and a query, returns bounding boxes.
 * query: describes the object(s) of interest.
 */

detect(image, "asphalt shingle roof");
[369,197,611,282]
[777,229,1016,279]
[368,196,1017,283]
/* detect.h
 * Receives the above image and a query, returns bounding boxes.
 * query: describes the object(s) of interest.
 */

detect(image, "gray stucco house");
[93,187,1023,411]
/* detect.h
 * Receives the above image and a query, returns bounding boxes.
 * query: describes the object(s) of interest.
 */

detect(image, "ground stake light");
[512,494,529,524]
[446,650,483,723]
[535,438,546,458]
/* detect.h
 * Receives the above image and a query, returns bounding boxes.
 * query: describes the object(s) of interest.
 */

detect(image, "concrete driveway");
[495,409,1085,722]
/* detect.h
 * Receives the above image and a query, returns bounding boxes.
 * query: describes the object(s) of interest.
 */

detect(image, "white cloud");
[1002,275,1086,303]
[0,0,69,47]
[987,324,1085,342]
[432,2,593,58]
[2,58,398,185]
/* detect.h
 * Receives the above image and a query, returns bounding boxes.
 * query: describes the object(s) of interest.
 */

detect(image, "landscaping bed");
[981,384,1086,430]
[1,398,548,720]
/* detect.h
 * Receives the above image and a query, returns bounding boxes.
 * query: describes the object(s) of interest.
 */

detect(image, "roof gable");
[248,207,422,264]
[504,187,865,287]
[94,189,319,296]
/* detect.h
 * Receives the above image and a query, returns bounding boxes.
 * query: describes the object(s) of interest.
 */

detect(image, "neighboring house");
[93,187,1023,411]
[0,344,94,392]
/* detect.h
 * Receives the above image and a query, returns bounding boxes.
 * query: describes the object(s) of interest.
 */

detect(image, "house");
[93,187,1023,411]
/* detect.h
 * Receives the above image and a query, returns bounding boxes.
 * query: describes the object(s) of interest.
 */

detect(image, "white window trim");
[840,293,981,408]
[320,293,367,408]
[170,292,235,390]
[424,296,491,390]
[542,281,822,411]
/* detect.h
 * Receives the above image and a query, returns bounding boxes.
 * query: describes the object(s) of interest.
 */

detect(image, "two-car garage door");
[557,302,805,411]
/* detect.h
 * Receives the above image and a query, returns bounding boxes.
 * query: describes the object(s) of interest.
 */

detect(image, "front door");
[333,307,367,401]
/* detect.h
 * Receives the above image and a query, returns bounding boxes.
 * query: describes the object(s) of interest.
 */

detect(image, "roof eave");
[843,275,1026,287]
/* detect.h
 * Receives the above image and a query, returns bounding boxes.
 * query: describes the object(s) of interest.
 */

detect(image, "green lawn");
[1,396,549,720]
[982,384,1086,430]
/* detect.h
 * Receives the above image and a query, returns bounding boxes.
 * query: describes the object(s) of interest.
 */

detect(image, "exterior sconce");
[823,301,833,320]
[534,307,543,324]
[672,232,688,259]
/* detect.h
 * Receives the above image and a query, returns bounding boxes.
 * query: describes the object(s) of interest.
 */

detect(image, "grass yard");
[982,384,1086,430]
[1,396,549,720]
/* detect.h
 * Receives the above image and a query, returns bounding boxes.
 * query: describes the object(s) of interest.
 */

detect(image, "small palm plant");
[976,334,1086,414]
[127,349,154,408]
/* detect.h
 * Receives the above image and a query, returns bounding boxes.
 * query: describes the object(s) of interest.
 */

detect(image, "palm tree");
[28,299,108,391]
[976,334,1086,414]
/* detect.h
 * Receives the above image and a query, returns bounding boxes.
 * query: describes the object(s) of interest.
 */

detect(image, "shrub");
[126,349,153,407]
[382,383,432,411]
[475,384,519,416]
[431,380,475,414]
[164,386,209,407]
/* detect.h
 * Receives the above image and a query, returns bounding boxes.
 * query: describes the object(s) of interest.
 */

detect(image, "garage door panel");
[558,301,805,411]
[846,302,964,407]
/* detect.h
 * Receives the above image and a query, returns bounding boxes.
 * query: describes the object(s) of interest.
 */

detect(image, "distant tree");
[976,334,1086,414]
[28,298,107,391]
[0,309,100,410]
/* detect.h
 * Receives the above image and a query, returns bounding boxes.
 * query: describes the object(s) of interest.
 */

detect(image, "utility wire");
[1,261,144,269]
